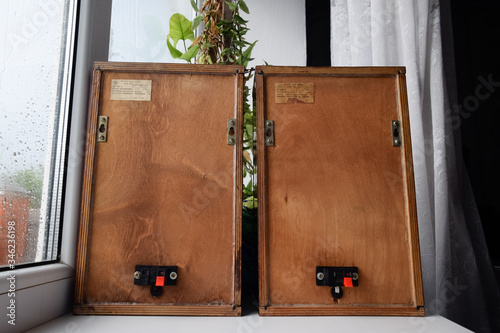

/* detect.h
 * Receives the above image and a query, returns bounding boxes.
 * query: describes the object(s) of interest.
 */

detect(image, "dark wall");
[451,0,500,267]
[306,0,330,67]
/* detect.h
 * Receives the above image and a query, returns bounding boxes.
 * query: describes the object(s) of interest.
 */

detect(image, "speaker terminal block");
[316,266,358,300]
[134,265,178,297]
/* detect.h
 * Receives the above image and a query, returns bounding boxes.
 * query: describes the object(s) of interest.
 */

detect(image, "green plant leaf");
[169,13,195,48]
[243,196,257,209]
[241,40,257,67]
[190,0,199,12]
[234,14,249,24]
[180,44,199,61]
[192,15,203,30]
[233,39,249,48]
[166,35,183,58]
[225,1,238,11]
[245,179,253,192]
[239,0,250,14]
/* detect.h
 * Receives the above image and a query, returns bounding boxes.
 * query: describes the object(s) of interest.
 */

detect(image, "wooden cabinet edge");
[254,65,406,76]
[74,68,102,304]
[258,306,425,317]
[93,61,245,75]
[73,305,242,317]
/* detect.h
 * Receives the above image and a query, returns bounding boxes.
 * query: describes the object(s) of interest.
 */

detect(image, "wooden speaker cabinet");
[256,66,425,316]
[74,62,244,316]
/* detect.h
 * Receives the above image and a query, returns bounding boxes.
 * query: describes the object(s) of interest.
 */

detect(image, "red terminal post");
[155,276,165,287]
[344,277,353,287]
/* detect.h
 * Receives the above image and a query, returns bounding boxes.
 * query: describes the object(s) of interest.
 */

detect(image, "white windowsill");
[0,263,74,332]
[26,313,472,333]
[0,263,74,294]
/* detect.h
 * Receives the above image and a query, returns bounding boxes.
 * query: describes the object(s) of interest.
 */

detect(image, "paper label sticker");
[110,79,152,101]
[275,83,314,104]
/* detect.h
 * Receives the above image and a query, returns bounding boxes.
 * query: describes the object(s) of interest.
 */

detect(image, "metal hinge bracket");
[392,120,401,147]
[265,120,274,146]
[227,119,236,145]
[97,116,108,142]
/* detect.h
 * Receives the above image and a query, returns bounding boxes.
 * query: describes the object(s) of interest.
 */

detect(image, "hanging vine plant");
[167,0,257,208]
[167,0,256,65]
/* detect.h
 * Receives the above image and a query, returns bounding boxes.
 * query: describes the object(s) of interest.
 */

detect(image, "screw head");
[394,139,400,145]
[134,271,141,279]
[266,121,272,127]
[267,139,273,145]
[228,138,235,144]
[352,272,359,280]
[101,117,106,122]
[230,120,235,125]
[317,272,325,281]
[393,121,398,126]
[99,135,105,140]
[169,271,178,280]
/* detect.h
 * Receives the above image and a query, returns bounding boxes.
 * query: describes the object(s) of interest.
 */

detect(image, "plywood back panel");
[256,66,424,316]
[75,62,243,316]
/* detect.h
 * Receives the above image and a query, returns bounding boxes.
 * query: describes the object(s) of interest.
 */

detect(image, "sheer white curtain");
[330,1,500,332]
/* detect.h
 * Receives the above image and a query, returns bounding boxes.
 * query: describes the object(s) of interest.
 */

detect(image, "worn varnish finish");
[256,66,424,316]
[74,62,243,316]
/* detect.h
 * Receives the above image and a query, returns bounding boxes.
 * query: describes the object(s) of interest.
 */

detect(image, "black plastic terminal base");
[134,265,178,297]
[316,266,359,300]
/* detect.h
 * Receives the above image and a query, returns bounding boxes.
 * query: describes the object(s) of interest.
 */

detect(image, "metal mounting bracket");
[97,116,108,142]
[265,120,274,146]
[392,120,401,147]
[227,119,236,145]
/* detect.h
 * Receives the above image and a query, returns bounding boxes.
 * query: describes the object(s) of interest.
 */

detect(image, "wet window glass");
[0,0,77,268]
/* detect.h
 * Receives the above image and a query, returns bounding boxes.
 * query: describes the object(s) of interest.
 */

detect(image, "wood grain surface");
[75,305,241,316]
[257,66,424,316]
[74,63,243,316]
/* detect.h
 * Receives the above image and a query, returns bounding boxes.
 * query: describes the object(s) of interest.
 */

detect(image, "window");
[0,0,78,269]
[109,0,194,63]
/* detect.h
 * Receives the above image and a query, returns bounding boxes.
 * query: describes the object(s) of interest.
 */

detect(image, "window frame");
[0,1,112,331]
[0,0,78,272]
